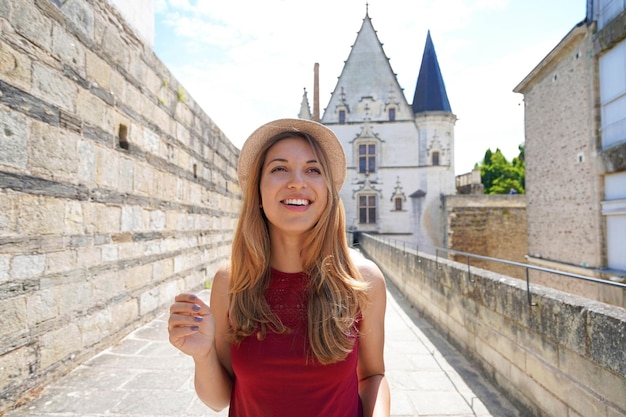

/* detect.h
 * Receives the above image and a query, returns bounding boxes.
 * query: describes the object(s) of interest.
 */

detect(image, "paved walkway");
[7,282,523,417]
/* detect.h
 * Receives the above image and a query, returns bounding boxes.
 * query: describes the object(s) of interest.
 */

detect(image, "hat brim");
[237,119,346,191]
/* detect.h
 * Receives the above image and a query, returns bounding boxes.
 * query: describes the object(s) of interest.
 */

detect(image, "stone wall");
[518,26,605,271]
[360,234,626,417]
[0,0,241,412]
[443,194,528,279]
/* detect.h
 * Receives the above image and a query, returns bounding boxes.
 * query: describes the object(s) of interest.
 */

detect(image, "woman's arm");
[168,266,233,411]
[355,256,391,417]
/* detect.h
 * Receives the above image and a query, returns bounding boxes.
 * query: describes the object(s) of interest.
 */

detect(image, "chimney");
[313,63,320,122]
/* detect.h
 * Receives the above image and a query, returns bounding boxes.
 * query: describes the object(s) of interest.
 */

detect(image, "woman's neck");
[269,233,306,273]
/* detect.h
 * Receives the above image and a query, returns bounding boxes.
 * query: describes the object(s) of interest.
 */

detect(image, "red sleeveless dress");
[229,269,362,417]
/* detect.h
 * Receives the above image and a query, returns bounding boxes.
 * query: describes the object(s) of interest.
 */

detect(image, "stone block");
[77,139,96,183]
[85,49,111,91]
[40,322,82,369]
[18,195,66,235]
[0,108,29,170]
[45,249,78,275]
[32,62,76,112]
[76,87,106,129]
[11,253,45,279]
[94,146,120,189]
[89,203,121,234]
[0,344,36,391]
[76,245,102,270]
[100,245,119,262]
[92,270,125,305]
[588,307,626,376]
[25,287,59,325]
[29,121,80,180]
[0,296,27,338]
[0,39,32,91]
[133,162,153,196]
[79,308,113,347]
[118,156,135,193]
[475,333,512,381]
[0,254,9,282]
[52,24,86,77]
[0,190,18,235]
[125,263,153,291]
[60,0,95,41]
[10,0,52,52]
[121,205,143,232]
[110,299,139,329]
[515,361,568,417]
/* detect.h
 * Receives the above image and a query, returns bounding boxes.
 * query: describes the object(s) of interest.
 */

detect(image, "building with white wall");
[304,11,457,251]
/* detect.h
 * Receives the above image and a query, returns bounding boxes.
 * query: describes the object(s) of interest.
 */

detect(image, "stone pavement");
[7,282,523,417]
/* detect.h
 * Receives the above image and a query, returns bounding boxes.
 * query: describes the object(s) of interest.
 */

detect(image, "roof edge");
[514,21,589,94]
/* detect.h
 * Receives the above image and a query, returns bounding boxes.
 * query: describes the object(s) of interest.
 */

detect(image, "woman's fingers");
[169,293,211,315]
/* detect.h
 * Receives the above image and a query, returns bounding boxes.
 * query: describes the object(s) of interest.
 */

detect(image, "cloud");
[154,0,585,173]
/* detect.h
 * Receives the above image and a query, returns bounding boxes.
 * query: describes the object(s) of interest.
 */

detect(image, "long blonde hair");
[229,132,369,364]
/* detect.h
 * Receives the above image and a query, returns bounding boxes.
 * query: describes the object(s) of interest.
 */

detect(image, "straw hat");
[237,118,346,191]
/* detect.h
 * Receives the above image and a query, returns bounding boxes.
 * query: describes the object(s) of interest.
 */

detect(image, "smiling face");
[259,136,329,238]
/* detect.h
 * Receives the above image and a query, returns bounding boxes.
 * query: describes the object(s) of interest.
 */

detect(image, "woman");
[168,118,390,417]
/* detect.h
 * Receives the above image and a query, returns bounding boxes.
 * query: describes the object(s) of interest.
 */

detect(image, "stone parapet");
[360,233,626,417]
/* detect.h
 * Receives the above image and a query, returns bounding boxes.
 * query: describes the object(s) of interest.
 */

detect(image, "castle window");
[358,195,377,224]
[394,196,402,211]
[339,110,346,124]
[388,108,396,121]
[358,144,376,173]
[432,151,440,166]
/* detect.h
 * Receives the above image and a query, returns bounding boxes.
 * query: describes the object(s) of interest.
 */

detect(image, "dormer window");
[388,108,396,121]
[339,110,346,124]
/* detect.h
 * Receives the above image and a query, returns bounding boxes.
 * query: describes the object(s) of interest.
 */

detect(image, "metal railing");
[362,234,626,307]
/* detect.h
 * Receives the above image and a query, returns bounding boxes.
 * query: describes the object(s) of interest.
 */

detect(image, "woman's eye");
[270,166,287,173]
[308,167,322,174]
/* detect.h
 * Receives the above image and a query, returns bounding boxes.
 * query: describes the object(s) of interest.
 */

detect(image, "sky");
[153,0,587,175]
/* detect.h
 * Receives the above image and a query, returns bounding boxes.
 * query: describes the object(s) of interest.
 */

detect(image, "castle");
[299,10,457,251]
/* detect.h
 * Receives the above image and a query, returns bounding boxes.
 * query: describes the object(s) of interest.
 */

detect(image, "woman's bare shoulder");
[212,262,231,291]
[349,248,385,285]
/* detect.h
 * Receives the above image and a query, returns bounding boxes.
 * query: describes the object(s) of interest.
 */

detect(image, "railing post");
[467,255,475,283]
[526,268,537,307]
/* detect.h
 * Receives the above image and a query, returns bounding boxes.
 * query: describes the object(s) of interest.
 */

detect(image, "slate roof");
[320,12,413,123]
[411,31,452,113]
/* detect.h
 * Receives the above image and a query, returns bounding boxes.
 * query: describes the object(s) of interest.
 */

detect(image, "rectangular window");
[359,195,377,224]
[358,144,376,173]
[395,197,402,211]
[389,108,396,121]
[339,110,346,124]
[599,39,626,148]
[432,151,440,166]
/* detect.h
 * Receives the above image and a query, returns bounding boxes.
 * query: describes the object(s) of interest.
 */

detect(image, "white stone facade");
[319,14,456,251]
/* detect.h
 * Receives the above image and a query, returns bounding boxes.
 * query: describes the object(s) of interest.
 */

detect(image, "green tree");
[475,145,525,194]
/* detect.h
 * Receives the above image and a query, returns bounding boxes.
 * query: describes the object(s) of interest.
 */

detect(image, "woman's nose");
[287,171,307,189]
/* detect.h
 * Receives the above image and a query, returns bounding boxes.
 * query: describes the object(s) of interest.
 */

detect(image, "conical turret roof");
[412,31,452,113]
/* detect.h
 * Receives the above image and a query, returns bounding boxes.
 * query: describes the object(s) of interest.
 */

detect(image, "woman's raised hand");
[168,293,216,358]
